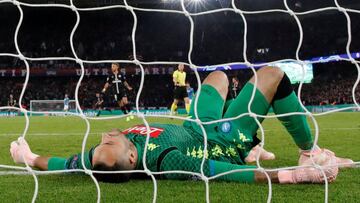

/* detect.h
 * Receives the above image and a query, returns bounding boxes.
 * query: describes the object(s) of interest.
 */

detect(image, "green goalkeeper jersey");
[125,124,255,182]
[48,123,256,183]
[125,123,244,166]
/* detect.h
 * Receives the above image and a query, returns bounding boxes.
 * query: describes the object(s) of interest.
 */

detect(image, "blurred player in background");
[186,81,194,105]
[7,94,16,107]
[63,94,69,113]
[102,63,134,120]
[7,94,17,115]
[170,64,190,115]
[94,93,104,117]
[11,68,354,185]
[229,76,240,100]
[93,93,104,110]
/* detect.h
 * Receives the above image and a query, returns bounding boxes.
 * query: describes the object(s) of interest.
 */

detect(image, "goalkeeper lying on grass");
[10,67,354,184]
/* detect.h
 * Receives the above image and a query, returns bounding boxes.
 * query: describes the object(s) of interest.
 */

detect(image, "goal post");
[29,100,78,115]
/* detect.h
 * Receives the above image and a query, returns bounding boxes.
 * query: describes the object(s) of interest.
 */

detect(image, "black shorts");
[173,86,187,100]
[113,91,127,102]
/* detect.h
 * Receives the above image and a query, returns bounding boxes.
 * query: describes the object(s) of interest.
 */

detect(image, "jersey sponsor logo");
[122,125,164,138]
[220,122,231,133]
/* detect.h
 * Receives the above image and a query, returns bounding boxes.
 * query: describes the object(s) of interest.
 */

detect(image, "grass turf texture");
[0,113,359,202]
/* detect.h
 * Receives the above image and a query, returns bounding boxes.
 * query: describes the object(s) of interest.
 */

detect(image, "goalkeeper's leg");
[224,66,353,167]
[223,99,275,162]
[224,66,309,147]
[267,68,353,168]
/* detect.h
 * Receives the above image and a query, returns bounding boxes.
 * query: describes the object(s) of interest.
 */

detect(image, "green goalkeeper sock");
[272,78,314,150]
[223,83,270,143]
[272,92,313,150]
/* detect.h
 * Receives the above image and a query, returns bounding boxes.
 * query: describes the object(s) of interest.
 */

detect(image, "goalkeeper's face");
[92,129,137,170]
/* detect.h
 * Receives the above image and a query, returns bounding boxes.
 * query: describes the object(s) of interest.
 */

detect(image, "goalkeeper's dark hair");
[92,162,131,183]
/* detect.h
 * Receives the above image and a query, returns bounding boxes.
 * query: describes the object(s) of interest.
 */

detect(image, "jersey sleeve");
[47,150,93,171]
[172,71,178,80]
[106,75,112,83]
[159,149,256,183]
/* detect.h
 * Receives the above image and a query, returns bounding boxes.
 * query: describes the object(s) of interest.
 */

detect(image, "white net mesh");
[0,0,359,202]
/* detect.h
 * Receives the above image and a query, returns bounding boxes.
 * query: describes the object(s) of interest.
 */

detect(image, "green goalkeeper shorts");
[183,84,267,158]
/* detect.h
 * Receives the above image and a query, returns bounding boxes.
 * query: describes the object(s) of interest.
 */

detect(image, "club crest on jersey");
[122,125,164,138]
[220,122,231,133]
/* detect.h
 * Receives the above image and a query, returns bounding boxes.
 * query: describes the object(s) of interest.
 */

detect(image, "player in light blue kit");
[63,94,70,112]
[186,81,194,105]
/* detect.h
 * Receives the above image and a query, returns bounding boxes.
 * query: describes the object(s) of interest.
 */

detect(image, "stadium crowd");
[0,62,359,110]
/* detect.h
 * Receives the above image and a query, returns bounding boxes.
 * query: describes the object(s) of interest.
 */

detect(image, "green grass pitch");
[0,113,359,202]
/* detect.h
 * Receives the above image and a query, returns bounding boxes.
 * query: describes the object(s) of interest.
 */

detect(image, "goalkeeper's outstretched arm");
[10,137,94,171]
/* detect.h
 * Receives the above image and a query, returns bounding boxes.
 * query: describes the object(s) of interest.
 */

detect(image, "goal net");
[29,100,78,115]
[0,0,359,203]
